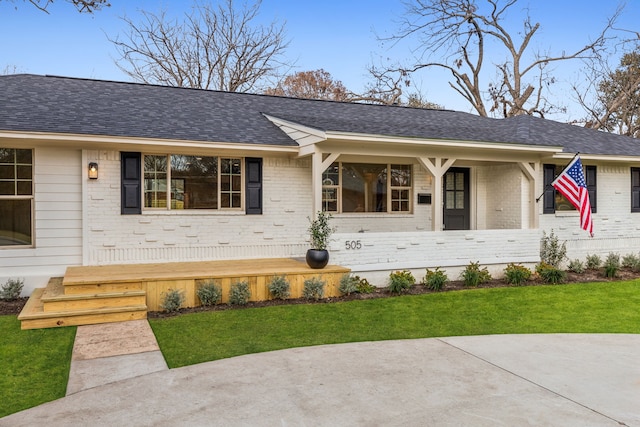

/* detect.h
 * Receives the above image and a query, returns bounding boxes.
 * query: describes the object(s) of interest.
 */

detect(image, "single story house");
[2,73,640,295]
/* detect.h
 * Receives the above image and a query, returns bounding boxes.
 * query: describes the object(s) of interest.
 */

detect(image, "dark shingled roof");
[2,74,640,156]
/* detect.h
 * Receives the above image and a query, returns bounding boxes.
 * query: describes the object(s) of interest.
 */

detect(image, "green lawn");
[0,316,75,418]
[2,280,639,417]
[150,280,640,368]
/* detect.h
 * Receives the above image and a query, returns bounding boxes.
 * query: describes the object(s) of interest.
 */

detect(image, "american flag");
[552,156,594,237]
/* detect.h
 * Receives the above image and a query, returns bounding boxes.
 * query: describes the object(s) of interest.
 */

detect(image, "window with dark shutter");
[586,165,597,213]
[245,157,262,214]
[632,168,640,212]
[121,152,142,214]
[543,164,556,214]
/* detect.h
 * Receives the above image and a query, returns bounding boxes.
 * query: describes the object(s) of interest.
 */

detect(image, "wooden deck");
[19,258,350,329]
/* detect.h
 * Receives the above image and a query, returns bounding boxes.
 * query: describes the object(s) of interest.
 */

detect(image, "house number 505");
[345,240,362,250]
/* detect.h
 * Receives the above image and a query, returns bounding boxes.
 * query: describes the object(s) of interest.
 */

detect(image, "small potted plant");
[306,211,334,269]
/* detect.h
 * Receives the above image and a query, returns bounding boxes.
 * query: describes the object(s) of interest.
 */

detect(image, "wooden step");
[18,287,147,330]
[62,281,144,296]
[41,277,146,312]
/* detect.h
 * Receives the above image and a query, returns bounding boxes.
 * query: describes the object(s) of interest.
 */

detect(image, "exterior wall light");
[88,162,99,179]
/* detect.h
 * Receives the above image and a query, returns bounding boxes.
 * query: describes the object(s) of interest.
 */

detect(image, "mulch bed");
[2,269,635,318]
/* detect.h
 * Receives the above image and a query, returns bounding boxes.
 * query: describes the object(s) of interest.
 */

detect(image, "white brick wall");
[85,152,314,264]
[539,164,640,264]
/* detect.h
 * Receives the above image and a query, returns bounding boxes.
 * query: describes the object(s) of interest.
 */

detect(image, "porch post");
[417,157,456,231]
[518,161,539,229]
[311,150,340,217]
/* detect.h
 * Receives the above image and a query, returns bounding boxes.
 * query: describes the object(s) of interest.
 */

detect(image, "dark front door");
[443,168,470,230]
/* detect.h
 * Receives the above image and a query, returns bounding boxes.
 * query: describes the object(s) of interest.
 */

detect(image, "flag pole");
[535,152,580,203]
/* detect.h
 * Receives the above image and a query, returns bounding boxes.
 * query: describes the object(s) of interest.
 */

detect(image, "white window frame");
[142,154,244,211]
[322,162,413,214]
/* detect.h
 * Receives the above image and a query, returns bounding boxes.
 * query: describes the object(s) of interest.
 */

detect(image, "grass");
[0,316,75,418]
[2,280,639,417]
[149,280,640,368]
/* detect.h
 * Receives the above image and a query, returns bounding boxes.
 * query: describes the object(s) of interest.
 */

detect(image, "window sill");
[331,213,414,219]
[142,209,245,216]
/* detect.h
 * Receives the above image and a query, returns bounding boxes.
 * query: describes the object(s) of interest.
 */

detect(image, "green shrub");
[621,253,640,269]
[540,230,567,268]
[503,263,531,286]
[0,278,24,301]
[161,288,185,313]
[229,281,251,305]
[460,261,491,287]
[196,280,222,306]
[338,274,358,296]
[586,254,601,270]
[267,275,291,300]
[302,277,325,300]
[536,262,566,284]
[603,252,620,278]
[425,267,448,291]
[388,270,415,294]
[355,276,376,294]
[568,259,585,274]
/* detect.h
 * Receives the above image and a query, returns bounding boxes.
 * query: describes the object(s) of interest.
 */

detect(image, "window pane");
[17,181,32,195]
[171,155,217,209]
[144,155,167,208]
[0,148,13,164]
[445,172,454,190]
[232,193,241,208]
[0,165,13,180]
[445,191,455,209]
[322,188,338,212]
[232,175,241,191]
[15,149,32,164]
[455,191,464,209]
[0,199,32,246]
[322,163,339,186]
[342,163,386,212]
[17,165,32,180]
[0,182,13,195]
[455,172,464,189]
[555,165,576,211]
[390,164,411,186]
[220,158,242,209]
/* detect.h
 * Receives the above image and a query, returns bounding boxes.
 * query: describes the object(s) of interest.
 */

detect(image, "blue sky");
[1,0,637,121]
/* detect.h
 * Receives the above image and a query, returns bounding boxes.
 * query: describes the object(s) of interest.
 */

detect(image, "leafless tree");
[3,0,109,13]
[573,30,640,136]
[383,0,620,117]
[350,65,442,108]
[109,0,289,92]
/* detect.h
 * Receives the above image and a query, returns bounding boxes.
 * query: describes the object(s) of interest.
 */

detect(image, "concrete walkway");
[2,332,639,426]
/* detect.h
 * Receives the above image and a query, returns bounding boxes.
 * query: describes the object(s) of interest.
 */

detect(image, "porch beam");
[417,157,457,232]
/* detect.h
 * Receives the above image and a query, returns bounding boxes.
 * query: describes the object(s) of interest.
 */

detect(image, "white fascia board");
[262,114,326,147]
[550,152,640,163]
[325,131,563,154]
[0,131,299,154]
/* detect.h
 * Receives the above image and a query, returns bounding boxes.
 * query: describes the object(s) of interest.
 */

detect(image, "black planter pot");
[306,249,329,269]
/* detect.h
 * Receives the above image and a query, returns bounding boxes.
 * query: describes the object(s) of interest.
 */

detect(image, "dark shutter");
[121,152,141,215]
[586,165,597,213]
[632,168,640,212]
[245,157,262,214]
[543,164,556,214]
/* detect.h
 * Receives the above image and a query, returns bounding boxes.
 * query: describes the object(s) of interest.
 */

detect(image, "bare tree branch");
[381,0,619,117]
[108,0,289,92]
[5,0,110,13]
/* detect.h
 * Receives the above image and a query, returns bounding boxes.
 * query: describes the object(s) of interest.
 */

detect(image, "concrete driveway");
[1,334,638,426]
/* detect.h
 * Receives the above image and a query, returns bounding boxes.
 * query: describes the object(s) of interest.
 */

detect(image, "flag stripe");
[551,156,594,236]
